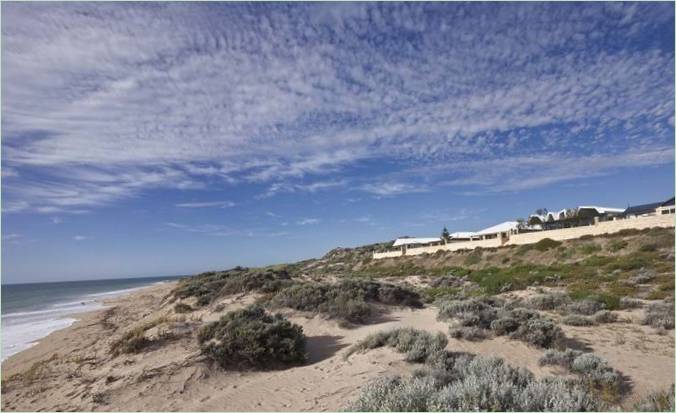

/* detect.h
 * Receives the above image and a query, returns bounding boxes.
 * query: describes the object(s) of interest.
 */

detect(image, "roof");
[476,221,519,235]
[661,197,675,207]
[449,231,477,239]
[623,202,663,216]
[392,237,442,247]
[578,206,624,214]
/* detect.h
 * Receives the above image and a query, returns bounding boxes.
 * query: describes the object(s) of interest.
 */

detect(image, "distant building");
[528,206,623,230]
[624,197,675,218]
[392,237,443,247]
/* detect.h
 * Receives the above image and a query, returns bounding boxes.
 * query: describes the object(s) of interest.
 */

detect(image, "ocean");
[1,275,184,361]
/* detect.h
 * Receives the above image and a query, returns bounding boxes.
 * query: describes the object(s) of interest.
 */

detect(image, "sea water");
[1,276,183,361]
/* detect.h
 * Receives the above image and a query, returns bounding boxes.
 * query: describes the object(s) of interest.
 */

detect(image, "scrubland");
[1,227,673,411]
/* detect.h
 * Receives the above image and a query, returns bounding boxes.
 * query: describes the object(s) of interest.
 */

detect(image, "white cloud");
[360,182,428,197]
[296,218,320,225]
[1,3,673,211]
[165,222,237,237]
[175,200,235,208]
[73,235,89,241]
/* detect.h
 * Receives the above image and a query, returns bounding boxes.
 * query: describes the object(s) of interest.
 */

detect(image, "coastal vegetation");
[197,305,306,369]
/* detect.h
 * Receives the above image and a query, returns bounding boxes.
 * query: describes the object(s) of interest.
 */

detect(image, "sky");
[1,2,674,283]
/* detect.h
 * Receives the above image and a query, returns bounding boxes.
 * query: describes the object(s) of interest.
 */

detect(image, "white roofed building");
[392,237,443,247]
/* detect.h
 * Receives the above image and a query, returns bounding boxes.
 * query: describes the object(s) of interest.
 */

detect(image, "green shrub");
[173,266,293,306]
[174,303,193,313]
[422,287,460,303]
[464,250,483,266]
[578,243,601,255]
[533,238,563,252]
[109,316,169,356]
[110,327,151,355]
[269,279,421,325]
[639,243,658,252]
[197,305,306,369]
[606,240,628,252]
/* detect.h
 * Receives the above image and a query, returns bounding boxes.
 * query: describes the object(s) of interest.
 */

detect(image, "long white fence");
[373,213,675,259]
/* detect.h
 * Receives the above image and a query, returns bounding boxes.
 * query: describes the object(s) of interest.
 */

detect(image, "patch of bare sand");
[2,283,674,411]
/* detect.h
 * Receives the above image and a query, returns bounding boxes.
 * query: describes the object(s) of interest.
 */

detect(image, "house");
[528,206,623,230]
[624,197,675,218]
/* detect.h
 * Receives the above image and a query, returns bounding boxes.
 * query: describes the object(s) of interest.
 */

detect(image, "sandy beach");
[1,280,673,411]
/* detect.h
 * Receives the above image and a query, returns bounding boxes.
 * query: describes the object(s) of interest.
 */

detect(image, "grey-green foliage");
[526,292,571,311]
[540,350,622,397]
[197,305,306,369]
[539,348,584,368]
[347,355,601,412]
[449,326,486,341]
[565,299,606,316]
[562,315,596,326]
[642,302,675,330]
[591,310,617,324]
[346,328,448,363]
[437,297,564,348]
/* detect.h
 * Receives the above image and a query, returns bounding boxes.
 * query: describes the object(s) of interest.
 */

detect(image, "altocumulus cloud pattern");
[2,2,674,214]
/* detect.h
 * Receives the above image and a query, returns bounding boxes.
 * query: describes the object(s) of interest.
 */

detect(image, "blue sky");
[2,2,674,283]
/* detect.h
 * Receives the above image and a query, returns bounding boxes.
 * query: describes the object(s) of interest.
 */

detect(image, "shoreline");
[1,281,177,375]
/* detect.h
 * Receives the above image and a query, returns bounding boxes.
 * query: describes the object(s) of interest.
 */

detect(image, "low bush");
[606,240,628,252]
[197,305,306,369]
[591,310,618,324]
[562,315,596,326]
[438,297,564,348]
[449,326,486,341]
[533,238,563,252]
[463,250,482,266]
[110,327,151,355]
[173,266,293,306]
[539,348,583,368]
[578,243,601,255]
[633,385,675,412]
[174,303,193,313]
[109,316,169,356]
[510,318,564,348]
[639,243,658,252]
[565,299,607,315]
[570,353,623,399]
[642,302,675,330]
[619,297,643,309]
[269,279,421,325]
[540,350,623,402]
[346,328,448,363]
[628,267,657,285]
[347,355,601,411]
[526,292,571,311]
